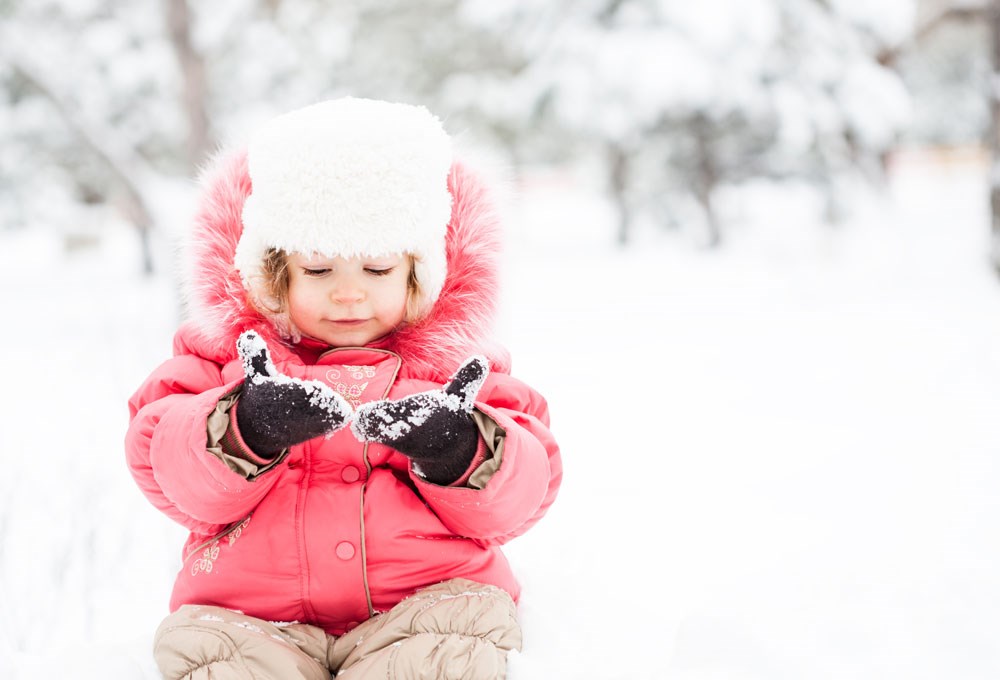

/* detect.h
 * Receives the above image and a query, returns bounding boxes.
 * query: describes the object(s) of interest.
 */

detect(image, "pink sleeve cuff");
[447,437,490,487]
[220,402,280,466]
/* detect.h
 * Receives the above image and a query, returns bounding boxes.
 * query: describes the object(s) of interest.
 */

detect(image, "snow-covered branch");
[2,47,158,271]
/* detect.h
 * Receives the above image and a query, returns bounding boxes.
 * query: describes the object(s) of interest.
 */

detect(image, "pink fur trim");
[180,149,510,382]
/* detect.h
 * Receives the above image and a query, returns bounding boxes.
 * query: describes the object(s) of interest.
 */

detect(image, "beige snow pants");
[153,579,522,679]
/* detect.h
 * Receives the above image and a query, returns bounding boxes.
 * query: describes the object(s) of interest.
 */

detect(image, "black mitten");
[351,356,489,485]
[234,331,353,458]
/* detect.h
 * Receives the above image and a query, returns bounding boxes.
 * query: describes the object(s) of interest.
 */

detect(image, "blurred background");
[2,1,1000,678]
[1,0,993,260]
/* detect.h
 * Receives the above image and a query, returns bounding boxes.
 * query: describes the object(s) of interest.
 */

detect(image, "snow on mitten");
[352,356,489,485]
[234,331,353,458]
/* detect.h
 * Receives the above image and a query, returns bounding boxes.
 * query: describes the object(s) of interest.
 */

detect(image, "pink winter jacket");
[125,151,561,635]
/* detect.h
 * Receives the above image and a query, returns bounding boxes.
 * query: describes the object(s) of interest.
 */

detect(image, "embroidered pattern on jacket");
[190,544,220,576]
[190,516,252,576]
[345,365,377,379]
[325,366,376,408]
[227,516,251,545]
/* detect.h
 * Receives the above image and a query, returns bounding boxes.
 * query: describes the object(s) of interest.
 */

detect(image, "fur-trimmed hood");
[178,149,510,382]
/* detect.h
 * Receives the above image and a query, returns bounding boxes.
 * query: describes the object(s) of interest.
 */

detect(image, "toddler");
[125,98,561,679]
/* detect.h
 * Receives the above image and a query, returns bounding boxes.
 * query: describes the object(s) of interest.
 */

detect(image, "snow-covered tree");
[0,0,529,272]
[988,0,1000,274]
[890,2,989,146]
[1,0,922,257]
[482,0,914,245]
[0,0,183,271]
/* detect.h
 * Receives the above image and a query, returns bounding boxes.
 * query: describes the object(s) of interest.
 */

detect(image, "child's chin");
[322,330,380,348]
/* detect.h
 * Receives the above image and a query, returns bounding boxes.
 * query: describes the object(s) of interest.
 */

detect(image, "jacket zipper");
[316,347,402,620]
[298,347,403,622]
[359,443,375,618]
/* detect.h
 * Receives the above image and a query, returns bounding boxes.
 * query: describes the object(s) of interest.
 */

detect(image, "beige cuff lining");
[466,410,506,490]
[206,389,287,481]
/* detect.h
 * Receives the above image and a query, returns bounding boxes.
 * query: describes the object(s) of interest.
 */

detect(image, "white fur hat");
[235,97,453,312]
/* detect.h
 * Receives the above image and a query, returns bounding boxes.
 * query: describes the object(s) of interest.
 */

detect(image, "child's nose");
[330,278,365,303]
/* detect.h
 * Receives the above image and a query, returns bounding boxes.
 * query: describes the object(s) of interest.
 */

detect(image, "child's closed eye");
[365,267,395,277]
[302,267,331,277]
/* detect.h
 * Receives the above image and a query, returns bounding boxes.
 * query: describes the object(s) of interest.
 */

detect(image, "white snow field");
[2,151,1000,679]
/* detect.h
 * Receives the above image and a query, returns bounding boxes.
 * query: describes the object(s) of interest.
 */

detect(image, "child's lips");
[328,318,368,326]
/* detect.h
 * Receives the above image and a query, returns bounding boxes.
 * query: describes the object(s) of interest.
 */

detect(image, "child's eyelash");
[301,266,394,277]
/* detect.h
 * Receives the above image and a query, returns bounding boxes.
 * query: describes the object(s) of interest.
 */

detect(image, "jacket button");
[341,466,361,483]
[335,541,356,560]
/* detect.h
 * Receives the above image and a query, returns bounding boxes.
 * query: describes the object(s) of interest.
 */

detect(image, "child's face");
[286,252,411,347]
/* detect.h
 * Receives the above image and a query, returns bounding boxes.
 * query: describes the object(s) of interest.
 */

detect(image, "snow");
[353,392,458,442]
[238,330,279,378]
[448,356,490,411]
[3,151,1000,679]
[351,356,486,442]
[238,330,354,421]
[839,58,912,149]
[829,0,915,45]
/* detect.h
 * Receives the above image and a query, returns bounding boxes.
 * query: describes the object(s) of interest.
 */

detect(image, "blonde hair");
[254,248,427,325]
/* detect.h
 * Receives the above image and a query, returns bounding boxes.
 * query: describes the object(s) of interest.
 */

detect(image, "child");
[125,98,562,679]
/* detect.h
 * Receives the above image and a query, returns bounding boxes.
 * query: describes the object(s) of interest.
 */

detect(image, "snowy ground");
[2,151,1000,679]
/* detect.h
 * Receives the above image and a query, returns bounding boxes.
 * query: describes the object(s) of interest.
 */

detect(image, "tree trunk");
[10,60,157,274]
[693,116,721,248]
[165,0,212,169]
[990,0,1000,275]
[607,142,632,246]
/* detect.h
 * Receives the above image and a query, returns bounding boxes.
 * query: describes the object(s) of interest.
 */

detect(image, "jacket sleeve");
[125,348,284,534]
[410,373,562,546]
